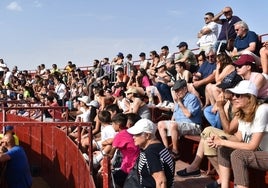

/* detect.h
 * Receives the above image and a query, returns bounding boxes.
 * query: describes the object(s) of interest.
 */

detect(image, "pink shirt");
[112,130,139,173]
[142,76,151,88]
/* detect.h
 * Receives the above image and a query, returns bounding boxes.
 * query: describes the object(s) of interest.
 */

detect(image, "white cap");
[86,100,99,108]
[78,96,90,104]
[226,80,258,97]
[127,119,156,135]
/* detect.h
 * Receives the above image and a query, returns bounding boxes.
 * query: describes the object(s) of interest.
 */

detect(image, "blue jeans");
[203,105,222,129]
[155,82,173,102]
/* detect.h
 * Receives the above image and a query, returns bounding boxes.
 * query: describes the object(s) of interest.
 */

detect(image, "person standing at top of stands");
[148,50,160,79]
[125,53,133,75]
[101,57,112,77]
[39,63,46,76]
[51,64,61,75]
[197,12,218,53]
[160,45,174,62]
[231,21,261,65]
[111,52,124,80]
[0,133,32,188]
[139,52,149,70]
[175,42,197,73]
[54,76,67,106]
[0,59,7,79]
[212,6,242,53]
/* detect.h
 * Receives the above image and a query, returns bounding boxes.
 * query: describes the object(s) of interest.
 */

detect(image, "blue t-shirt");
[173,92,202,124]
[198,61,216,79]
[235,31,259,55]
[218,16,241,40]
[6,146,32,188]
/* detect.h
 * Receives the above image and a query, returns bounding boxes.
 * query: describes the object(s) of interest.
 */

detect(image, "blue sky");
[0,0,268,71]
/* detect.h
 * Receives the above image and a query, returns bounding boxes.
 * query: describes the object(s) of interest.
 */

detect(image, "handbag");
[123,161,142,188]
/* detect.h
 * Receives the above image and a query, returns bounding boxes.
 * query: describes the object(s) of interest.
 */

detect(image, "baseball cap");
[233,54,255,66]
[226,80,258,97]
[127,119,156,135]
[5,125,14,132]
[177,42,188,48]
[86,100,99,108]
[78,96,90,104]
[217,71,243,89]
[139,52,146,57]
[173,79,187,90]
[117,52,124,57]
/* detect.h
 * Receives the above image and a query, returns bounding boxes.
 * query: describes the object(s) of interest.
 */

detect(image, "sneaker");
[83,153,89,162]
[167,102,174,109]
[176,168,201,177]
[161,101,169,108]
[92,155,100,169]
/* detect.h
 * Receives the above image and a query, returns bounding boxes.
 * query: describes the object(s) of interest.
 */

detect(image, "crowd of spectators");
[0,5,268,188]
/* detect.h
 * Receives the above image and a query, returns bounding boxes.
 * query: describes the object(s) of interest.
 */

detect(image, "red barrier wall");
[0,113,95,188]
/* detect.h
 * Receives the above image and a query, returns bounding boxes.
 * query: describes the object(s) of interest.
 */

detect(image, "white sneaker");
[156,102,162,107]
[161,101,169,108]
[167,102,174,109]
[83,153,89,162]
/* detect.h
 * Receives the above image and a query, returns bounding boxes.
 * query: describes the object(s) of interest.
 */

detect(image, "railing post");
[102,155,111,188]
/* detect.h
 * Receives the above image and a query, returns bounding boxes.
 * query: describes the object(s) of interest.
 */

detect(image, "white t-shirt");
[238,104,268,151]
[101,124,117,141]
[197,21,218,47]
[55,83,66,100]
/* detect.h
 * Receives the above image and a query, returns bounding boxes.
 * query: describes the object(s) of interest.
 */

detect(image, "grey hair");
[235,21,249,31]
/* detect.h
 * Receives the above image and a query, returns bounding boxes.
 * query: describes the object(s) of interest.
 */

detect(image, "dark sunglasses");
[234,93,249,98]
[234,94,242,98]
[206,55,215,59]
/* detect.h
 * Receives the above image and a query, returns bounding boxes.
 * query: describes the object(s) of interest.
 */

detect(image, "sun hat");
[125,88,138,95]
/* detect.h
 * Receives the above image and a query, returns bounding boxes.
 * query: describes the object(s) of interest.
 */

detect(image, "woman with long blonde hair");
[207,80,268,188]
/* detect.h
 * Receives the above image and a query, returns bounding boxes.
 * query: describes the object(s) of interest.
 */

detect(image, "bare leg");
[260,45,268,75]
[185,138,205,172]
[208,156,221,184]
[170,122,179,154]
[157,121,169,148]
[218,164,231,188]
